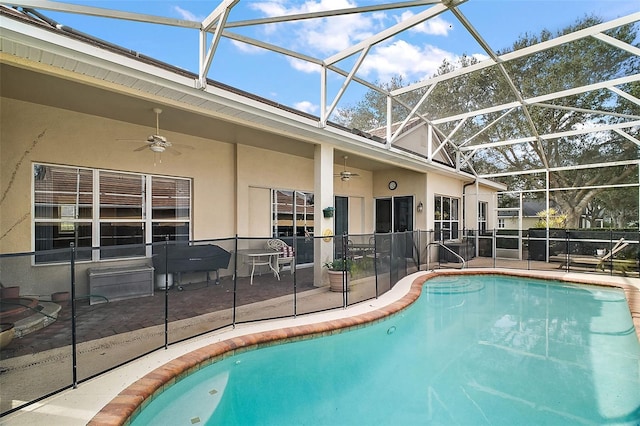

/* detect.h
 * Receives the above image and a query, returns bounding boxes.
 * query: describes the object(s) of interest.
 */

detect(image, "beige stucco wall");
[236,144,316,240]
[372,168,428,231]
[334,164,373,234]
[462,183,500,231]
[0,97,237,255]
[391,125,451,165]
[0,96,500,295]
[0,99,333,292]
[426,172,465,232]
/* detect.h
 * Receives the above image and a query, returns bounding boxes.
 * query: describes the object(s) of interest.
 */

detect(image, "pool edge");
[87,270,640,426]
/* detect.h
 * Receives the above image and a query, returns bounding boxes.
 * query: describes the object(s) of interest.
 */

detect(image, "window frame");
[32,163,191,264]
[478,201,488,233]
[434,194,460,241]
[271,189,314,239]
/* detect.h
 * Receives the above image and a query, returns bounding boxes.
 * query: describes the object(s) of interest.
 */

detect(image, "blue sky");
[40,1,639,116]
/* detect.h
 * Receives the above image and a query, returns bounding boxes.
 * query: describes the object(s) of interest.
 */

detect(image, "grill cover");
[153,244,231,274]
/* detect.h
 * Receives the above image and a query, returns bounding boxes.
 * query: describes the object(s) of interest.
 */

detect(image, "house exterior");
[497,201,546,230]
[0,7,504,296]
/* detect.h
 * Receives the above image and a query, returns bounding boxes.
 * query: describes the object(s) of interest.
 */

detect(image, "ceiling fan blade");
[165,146,182,155]
[116,138,145,142]
[133,144,150,151]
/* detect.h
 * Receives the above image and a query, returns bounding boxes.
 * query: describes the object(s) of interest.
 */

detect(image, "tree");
[334,75,419,131]
[337,16,640,228]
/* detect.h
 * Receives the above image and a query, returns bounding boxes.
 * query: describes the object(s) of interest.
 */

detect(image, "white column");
[314,144,334,286]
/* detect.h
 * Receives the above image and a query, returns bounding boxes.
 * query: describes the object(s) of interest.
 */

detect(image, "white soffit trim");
[0,18,325,138]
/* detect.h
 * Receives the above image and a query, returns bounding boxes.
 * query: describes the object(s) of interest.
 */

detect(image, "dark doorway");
[376,196,413,233]
[375,198,392,233]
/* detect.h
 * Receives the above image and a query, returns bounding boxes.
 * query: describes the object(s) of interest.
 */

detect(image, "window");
[478,201,488,233]
[272,189,314,264]
[151,176,190,243]
[434,195,459,240]
[34,165,93,263]
[33,164,191,263]
[99,171,145,259]
[498,218,506,229]
[272,190,314,239]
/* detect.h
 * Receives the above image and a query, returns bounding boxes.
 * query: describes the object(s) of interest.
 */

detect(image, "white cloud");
[249,0,288,17]
[243,2,468,83]
[288,57,322,73]
[173,6,202,22]
[472,53,490,62]
[231,40,265,54]
[398,11,452,36]
[360,40,455,81]
[249,0,380,54]
[294,100,319,114]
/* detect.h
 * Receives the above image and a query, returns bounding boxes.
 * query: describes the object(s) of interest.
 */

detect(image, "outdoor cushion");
[280,245,295,257]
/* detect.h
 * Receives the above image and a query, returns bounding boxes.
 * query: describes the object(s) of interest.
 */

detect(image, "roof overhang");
[0,7,480,181]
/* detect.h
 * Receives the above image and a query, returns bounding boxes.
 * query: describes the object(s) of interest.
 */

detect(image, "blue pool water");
[132,275,640,425]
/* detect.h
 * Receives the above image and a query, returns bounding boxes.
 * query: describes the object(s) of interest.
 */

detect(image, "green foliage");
[336,15,640,229]
[335,75,415,131]
[324,258,353,272]
[534,208,567,229]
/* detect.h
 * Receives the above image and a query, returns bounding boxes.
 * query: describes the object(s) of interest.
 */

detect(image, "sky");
[35,0,639,117]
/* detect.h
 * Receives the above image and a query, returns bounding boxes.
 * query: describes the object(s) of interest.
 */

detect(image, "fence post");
[342,232,348,308]
[493,229,496,268]
[527,232,531,270]
[232,234,238,327]
[164,236,169,349]
[70,242,78,389]
[565,230,570,273]
[609,229,614,276]
[373,233,379,298]
[293,235,297,317]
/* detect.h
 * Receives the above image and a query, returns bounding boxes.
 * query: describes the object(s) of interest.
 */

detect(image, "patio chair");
[595,238,631,270]
[266,239,295,276]
[551,237,630,270]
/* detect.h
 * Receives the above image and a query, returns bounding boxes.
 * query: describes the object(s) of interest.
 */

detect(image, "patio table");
[236,249,281,285]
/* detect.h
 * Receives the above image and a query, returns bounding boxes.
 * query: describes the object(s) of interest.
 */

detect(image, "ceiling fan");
[335,155,360,182]
[119,108,192,161]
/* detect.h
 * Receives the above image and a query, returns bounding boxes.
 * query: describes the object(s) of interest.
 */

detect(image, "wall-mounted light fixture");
[417,202,424,213]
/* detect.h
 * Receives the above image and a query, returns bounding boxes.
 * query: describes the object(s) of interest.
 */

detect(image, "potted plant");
[324,258,353,292]
[322,207,335,218]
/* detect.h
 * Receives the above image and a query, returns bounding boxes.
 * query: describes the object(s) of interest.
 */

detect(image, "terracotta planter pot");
[328,270,349,292]
[0,286,20,299]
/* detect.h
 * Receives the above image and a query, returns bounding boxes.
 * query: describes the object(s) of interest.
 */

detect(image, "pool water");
[132,275,640,425]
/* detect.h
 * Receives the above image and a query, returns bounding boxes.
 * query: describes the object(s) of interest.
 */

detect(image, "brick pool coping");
[88,270,640,425]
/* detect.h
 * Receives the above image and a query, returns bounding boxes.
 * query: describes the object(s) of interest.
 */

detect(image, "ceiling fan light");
[341,175,350,182]
[150,145,165,153]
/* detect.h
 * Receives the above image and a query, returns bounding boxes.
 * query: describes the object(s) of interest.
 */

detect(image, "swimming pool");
[128,274,640,425]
